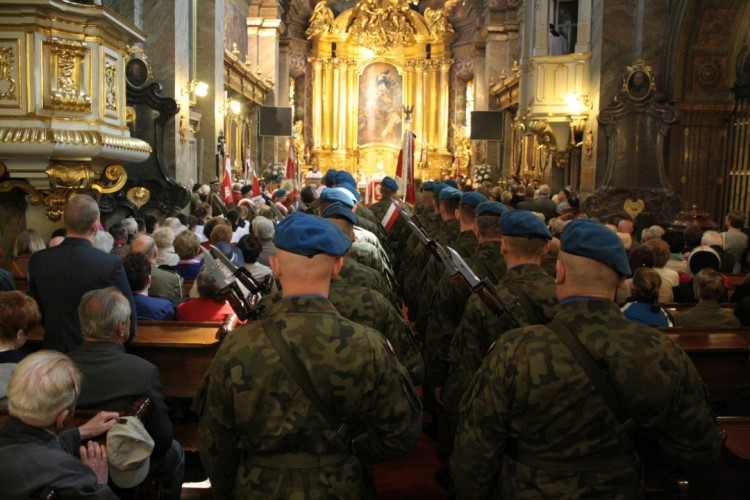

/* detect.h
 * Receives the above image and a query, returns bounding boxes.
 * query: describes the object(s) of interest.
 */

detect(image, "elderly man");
[0,350,119,498]
[68,287,184,499]
[208,178,227,216]
[195,212,421,499]
[453,218,722,498]
[674,268,740,327]
[28,194,137,352]
[131,234,183,298]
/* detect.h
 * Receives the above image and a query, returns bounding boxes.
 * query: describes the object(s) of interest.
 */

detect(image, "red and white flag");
[247,158,261,197]
[222,157,233,204]
[285,141,299,202]
[395,130,416,204]
[381,201,399,232]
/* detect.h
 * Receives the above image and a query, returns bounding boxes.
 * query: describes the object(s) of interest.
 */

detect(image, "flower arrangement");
[474,163,492,184]
[261,162,285,184]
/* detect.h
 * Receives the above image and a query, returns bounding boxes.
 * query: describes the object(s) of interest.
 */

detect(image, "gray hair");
[78,287,131,340]
[252,216,275,241]
[8,350,81,427]
[92,231,114,253]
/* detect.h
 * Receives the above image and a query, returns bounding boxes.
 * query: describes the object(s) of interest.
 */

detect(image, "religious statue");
[292,120,305,161]
[452,123,471,173]
[424,0,459,34]
[306,1,334,39]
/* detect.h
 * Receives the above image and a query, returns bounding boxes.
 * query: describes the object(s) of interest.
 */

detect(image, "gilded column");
[347,60,358,153]
[438,59,451,151]
[322,58,333,150]
[425,61,437,151]
[310,57,323,149]
[413,61,424,144]
[332,60,340,150]
[337,59,348,152]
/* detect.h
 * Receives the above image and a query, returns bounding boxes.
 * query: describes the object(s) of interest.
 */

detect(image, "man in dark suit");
[28,194,137,352]
[517,184,558,221]
[69,287,184,499]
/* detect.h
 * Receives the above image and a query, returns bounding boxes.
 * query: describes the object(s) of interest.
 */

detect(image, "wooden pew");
[726,273,747,300]
[659,327,750,403]
[28,317,236,400]
[181,279,194,298]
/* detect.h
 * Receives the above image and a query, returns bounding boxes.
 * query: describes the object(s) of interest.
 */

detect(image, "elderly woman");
[10,229,45,278]
[252,216,276,267]
[176,267,237,322]
[174,229,203,281]
[153,226,179,268]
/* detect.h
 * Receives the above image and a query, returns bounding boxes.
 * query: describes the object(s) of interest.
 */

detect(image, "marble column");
[195,0,225,183]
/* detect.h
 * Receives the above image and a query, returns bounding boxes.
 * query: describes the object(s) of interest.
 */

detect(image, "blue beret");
[382,176,399,192]
[337,181,361,202]
[444,179,459,189]
[439,187,462,201]
[334,170,356,186]
[423,181,436,192]
[322,202,357,225]
[475,201,509,217]
[275,175,283,183]
[274,189,286,198]
[319,188,355,208]
[460,191,488,207]
[560,219,631,276]
[275,212,351,257]
[500,210,552,240]
[324,169,338,182]
[433,183,445,198]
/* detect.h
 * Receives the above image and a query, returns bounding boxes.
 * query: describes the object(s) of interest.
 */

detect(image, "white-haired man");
[0,350,119,498]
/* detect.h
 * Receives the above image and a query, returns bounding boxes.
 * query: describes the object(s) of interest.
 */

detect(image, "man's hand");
[78,411,119,440]
[80,440,109,485]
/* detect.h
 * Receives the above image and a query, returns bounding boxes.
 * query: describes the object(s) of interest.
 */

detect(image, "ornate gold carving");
[0,127,152,154]
[44,188,74,221]
[292,120,305,161]
[48,37,91,111]
[104,61,117,112]
[306,1,334,39]
[0,46,16,100]
[125,106,136,124]
[424,0,458,34]
[0,174,43,205]
[348,0,417,54]
[44,163,127,194]
[126,186,150,209]
[91,164,127,193]
[623,198,645,219]
[452,123,471,174]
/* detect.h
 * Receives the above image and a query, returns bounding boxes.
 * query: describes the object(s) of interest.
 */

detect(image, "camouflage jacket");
[423,241,508,389]
[263,285,424,384]
[444,263,557,412]
[452,299,722,499]
[338,257,400,309]
[194,297,422,499]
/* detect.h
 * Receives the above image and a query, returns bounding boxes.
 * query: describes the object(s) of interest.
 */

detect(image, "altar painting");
[358,62,402,147]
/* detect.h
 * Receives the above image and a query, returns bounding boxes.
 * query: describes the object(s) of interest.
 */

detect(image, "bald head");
[130,235,157,262]
[63,195,99,236]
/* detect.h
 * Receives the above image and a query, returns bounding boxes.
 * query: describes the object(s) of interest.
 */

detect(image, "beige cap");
[106,416,155,488]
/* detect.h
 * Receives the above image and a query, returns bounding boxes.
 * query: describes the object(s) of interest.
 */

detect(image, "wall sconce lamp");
[221,99,242,115]
[182,79,209,97]
[566,92,592,147]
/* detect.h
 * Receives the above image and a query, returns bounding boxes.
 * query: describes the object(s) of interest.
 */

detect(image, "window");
[554,0,578,53]
[465,79,474,138]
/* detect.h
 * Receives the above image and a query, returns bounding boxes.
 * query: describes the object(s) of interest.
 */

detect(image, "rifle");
[404,221,472,296]
[446,247,525,329]
[392,198,423,229]
[202,248,274,321]
[264,197,287,220]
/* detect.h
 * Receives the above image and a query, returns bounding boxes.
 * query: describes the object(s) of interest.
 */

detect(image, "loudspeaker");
[470,111,505,141]
[258,107,293,137]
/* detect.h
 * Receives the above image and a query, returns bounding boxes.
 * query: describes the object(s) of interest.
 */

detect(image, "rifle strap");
[547,318,635,432]
[262,319,346,436]
[504,279,545,325]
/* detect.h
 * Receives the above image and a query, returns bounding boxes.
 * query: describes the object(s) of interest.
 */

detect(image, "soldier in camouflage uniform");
[194,212,421,499]
[444,209,557,414]
[322,202,397,288]
[453,218,722,499]
[264,281,424,384]
[368,176,408,252]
